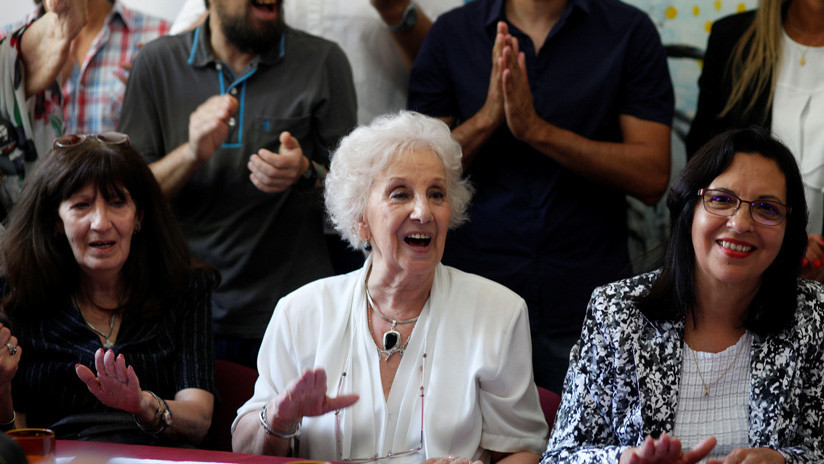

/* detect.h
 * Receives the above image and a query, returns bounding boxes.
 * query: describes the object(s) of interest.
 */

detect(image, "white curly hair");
[324,111,473,250]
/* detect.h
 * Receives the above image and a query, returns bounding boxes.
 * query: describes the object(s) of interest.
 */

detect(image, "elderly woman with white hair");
[232,111,548,464]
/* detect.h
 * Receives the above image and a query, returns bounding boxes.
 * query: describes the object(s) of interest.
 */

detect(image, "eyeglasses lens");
[701,190,786,226]
[53,134,87,148]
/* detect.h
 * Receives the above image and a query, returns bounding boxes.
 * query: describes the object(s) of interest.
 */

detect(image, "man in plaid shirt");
[0,0,86,219]
[1,0,169,134]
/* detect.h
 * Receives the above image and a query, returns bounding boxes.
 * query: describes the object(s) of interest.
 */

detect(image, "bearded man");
[118,0,357,368]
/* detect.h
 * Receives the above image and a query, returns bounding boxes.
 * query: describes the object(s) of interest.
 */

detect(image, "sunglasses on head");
[53,132,130,149]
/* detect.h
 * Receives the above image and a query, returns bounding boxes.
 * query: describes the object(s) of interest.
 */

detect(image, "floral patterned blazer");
[542,272,824,464]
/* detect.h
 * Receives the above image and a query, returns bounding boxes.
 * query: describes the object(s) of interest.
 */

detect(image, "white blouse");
[773,31,824,233]
[673,333,751,463]
[233,259,548,463]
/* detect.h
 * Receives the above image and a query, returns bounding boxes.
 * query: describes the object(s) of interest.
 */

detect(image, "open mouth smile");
[404,233,432,248]
[717,240,755,253]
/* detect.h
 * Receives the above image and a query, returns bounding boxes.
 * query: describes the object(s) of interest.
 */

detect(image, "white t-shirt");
[233,260,548,463]
[171,0,466,124]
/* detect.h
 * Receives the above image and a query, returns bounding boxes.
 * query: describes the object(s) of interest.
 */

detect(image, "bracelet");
[135,391,172,435]
[0,411,15,431]
[155,395,173,435]
[134,391,162,429]
[259,404,300,438]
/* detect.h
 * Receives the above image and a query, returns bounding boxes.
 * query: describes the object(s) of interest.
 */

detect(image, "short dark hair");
[0,136,200,319]
[636,126,807,336]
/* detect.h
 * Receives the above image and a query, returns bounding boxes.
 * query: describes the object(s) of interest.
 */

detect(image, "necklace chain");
[785,18,824,66]
[363,266,420,361]
[687,331,749,397]
[73,294,119,349]
[365,284,420,326]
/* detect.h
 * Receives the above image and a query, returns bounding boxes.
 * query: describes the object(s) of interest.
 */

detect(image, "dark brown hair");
[0,137,200,319]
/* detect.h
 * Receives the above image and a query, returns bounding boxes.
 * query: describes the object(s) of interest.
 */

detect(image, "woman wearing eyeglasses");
[232,112,548,463]
[685,0,824,282]
[543,126,823,464]
[0,133,217,445]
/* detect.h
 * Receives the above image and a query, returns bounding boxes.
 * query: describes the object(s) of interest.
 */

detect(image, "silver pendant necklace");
[364,281,418,361]
[73,294,119,349]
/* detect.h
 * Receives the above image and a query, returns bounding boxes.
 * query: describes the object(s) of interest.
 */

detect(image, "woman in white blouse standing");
[687,0,824,281]
[232,111,548,464]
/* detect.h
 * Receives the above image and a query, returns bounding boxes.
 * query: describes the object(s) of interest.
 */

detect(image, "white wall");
[0,0,186,27]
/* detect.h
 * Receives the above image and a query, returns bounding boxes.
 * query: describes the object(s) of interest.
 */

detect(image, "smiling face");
[359,148,451,280]
[691,152,787,294]
[58,182,141,280]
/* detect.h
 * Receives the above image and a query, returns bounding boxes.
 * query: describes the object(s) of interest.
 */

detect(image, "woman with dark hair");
[0,133,217,446]
[544,126,823,464]
[686,0,824,281]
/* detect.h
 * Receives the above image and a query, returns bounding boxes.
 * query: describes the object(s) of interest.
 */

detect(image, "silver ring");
[6,343,17,356]
[447,457,457,462]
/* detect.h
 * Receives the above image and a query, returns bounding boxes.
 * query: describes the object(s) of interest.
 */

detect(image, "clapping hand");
[265,368,358,432]
[0,323,20,388]
[248,131,310,194]
[477,22,510,130]
[75,348,144,414]
[44,0,88,43]
[620,434,716,464]
[500,31,539,141]
[707,448,786,464]
[188,94,239,164]
[801,234,824,281]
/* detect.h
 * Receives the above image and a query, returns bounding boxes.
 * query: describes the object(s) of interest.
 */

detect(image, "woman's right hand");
[0,323,21,388]
[620,434,716,464]
[264,368,359,432]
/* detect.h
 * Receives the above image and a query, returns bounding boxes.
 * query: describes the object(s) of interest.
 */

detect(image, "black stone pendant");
[383,329,401,351]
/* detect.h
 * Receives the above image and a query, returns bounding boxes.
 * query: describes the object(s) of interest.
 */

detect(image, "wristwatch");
[388,2,418,33]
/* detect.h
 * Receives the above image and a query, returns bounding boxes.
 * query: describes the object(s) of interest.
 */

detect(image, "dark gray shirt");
[119,22,357,337]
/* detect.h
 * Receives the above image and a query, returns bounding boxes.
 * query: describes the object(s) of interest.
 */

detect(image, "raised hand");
[44,0,88,43]
[188,94,239,163]
[265,368,358,432]
[477,21,511,130]
[75,349,143,414]
[248,131,310,193]
[500,34,538,141]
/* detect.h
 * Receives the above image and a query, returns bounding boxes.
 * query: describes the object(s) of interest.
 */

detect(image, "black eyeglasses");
[698,188,790,226]
[53,132,130,149]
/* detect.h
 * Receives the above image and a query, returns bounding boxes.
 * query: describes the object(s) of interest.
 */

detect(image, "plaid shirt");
[2,1,169,134]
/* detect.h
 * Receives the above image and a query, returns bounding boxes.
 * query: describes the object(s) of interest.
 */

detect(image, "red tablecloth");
[56,440,312,464]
